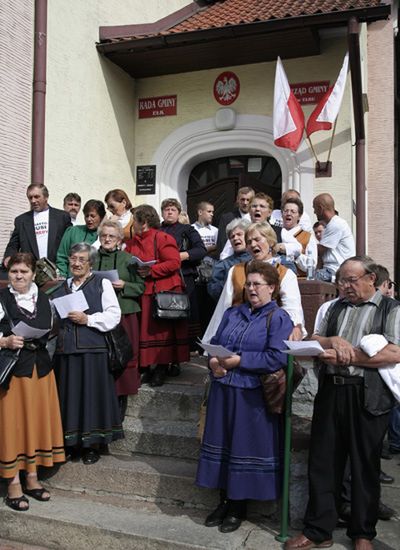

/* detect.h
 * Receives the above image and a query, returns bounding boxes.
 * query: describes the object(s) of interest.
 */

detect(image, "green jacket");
[56,225,98,277]
[92,248,144,314]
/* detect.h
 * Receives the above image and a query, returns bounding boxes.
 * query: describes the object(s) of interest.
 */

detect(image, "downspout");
[31,0,47,184]
[348,17,366,255]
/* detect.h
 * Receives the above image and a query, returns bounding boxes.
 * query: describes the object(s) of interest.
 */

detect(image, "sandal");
[5,494,29,511]
[23,487,50,501]
[82,448,100,465]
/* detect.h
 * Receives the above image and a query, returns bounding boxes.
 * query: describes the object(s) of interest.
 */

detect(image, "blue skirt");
[196,380,283,501]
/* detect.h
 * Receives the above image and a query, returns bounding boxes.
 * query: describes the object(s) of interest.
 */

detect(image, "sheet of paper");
[52,290,89,319]
[130,256,156,267]
[198,340,234,358]
[92,269,119,282]
[282,340,324,357]
[12,321,50,339]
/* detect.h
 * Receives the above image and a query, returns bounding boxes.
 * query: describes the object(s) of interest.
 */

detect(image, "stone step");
[113,418,200,460]
[43,453,217,510]
[0,493,286,550]
[127,383,205,423]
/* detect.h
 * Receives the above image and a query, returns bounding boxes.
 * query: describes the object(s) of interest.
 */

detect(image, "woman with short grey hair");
[52,242,124,464]
[207,219,251,302]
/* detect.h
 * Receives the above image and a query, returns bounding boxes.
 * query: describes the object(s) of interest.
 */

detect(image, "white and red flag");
[273,57,305,152]
[306,53,349,137]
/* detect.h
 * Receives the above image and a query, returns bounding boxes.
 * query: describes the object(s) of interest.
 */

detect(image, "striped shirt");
[318,291,400,376]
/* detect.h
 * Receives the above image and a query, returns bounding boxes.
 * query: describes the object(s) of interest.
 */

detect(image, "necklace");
[16,295,37,320]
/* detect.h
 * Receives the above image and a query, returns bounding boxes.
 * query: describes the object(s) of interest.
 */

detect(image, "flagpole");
[326,118,338,163]
[275,354,294,543]
[306,136,318,162]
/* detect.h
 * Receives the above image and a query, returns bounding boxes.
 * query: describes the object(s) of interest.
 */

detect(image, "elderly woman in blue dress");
[52,243,124,465]
[196,260,293,533]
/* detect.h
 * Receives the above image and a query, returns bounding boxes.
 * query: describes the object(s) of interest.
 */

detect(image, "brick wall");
[367,19,395,276]
[0,0,34,257]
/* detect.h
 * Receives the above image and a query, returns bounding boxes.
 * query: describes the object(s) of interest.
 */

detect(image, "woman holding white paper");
[93,220,145,419]
[196,261,293,532]
[0,253,65,511]
[125,204,190,387]
[52,243,123,464]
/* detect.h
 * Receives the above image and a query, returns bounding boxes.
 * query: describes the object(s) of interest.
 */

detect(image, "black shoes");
[219,514,243,533]
[204,499,246,533]
[204,501,229,527]
[338,500,395,524]
[140,369,153,385]
[380,470,394,484]
[150,365,167,387]
[82,448,100,465]
[377,501,396,521]
[167,363,181,377]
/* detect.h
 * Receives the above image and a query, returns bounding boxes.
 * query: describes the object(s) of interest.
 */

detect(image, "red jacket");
[125,228,183,295]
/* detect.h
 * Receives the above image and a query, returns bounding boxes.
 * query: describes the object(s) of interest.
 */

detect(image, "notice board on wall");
[136,165,156,195]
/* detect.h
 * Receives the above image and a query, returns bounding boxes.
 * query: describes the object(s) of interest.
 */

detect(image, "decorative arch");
[150,113,314,213]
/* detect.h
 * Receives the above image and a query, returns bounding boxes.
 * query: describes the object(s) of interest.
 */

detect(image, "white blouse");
[67,277,121,332]
[203,259,307,343]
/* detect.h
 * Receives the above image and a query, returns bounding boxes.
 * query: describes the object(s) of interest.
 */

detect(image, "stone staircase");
[1,359,398,549]
[0,359,283,550]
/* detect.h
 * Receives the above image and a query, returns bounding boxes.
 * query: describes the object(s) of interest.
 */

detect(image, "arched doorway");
[150,113,314,216]
[187,154,282,225]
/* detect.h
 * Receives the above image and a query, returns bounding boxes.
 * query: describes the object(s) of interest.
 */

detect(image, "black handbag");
[152,235,191,320]
[0,348,20,390]
[0,300,20,390]
[152,291,191,320]
[105,324,133,379]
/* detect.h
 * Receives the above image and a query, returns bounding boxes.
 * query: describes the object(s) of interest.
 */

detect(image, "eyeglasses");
[337,273,369,287]
[100,234,118,240]
[69,256,89,264]
[244,282,270,289]
[389,281,396,290]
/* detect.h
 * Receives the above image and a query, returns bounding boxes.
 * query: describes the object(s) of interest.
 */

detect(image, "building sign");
[290,81,330,105]
[138,95,177,118]
[213,71,240,105]
[136,165,156,195]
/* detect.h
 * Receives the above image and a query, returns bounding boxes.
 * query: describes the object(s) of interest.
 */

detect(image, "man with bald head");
[313,193,355,281]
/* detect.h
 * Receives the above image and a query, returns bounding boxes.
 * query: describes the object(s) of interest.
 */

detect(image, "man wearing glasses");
[286,256,400,550]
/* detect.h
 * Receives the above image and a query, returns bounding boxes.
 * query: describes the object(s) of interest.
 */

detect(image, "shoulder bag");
[0,300,20,390]
[259,308,305,414]
[152,235,191,320]
[105,324,133,379]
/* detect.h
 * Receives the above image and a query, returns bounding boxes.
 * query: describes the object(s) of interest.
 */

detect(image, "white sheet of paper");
[198,340,234,358]
[130,256,156,267]
[92,269,119,282]
[282,340,324,357]
[12,321,50,339]
[52,290,89,319]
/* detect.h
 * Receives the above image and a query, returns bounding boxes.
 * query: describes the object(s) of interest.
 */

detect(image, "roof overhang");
[96,5,390,78]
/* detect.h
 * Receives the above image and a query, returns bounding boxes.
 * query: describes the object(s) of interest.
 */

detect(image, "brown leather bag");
[259,309,305,414]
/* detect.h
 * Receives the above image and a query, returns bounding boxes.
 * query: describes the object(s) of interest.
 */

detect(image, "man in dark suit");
[216,186,254,256]
[3,183,72,267]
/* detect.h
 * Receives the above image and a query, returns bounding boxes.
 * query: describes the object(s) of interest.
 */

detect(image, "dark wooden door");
[187,155,282,226]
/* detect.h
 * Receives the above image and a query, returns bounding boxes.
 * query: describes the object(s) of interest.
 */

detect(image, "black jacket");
[4,206,72,263]
[160,222,206,277]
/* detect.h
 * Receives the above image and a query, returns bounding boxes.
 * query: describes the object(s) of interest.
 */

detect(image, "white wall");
[45,0,190,212]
